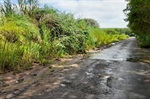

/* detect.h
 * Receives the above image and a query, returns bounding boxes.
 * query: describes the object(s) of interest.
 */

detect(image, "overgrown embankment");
[0,0,128,73]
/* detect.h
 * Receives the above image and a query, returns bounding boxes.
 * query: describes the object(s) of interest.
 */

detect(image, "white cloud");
[39,0,128,28]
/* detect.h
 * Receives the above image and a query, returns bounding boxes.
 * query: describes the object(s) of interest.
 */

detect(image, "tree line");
[124,0,150,48]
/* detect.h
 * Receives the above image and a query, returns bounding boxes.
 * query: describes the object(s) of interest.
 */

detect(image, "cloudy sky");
[4,0,128,28]
[38,0,128,28]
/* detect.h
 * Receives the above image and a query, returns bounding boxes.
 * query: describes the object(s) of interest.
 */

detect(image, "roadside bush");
[88,28,128,47]
[0,42,22,72]
[137,34,150,48]
[78,18,99,28]
[102,29,120,34]
[37,10,87,38]
[0,15,41,43]
[0,15,41,72]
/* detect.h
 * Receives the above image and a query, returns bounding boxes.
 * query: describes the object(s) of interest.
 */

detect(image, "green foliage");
[137,34,150,48]
[0,41,41,72]
[0,15,41,72]
[78,18,99,28]
[102,28,133,36]
[0,42,21,72]
[88,28,128,47]
[36,8,87,39]
[124,0,150,47]
[0,0,17,16]
[0,1,129,73]
[33,5,57,21]
[0,15,41,43]
[102,28,120,34]
[113,28,133,36]
[39,24,54,59]
[18,0,39,17]
[58,34,86,54]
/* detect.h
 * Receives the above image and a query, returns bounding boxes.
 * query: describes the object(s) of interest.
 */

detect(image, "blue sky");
[2,0,128,28]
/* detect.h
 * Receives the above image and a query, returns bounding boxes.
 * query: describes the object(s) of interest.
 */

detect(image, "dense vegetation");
[0,0,128,73]
[79,18,100,28]
[124,0,150,47]
[102,28,132,36]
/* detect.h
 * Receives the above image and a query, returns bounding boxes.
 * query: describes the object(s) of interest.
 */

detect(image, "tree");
[124,0,150,47]
[79,18,100,28]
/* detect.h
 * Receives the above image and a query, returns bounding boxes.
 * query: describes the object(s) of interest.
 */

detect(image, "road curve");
[23,38,150,99]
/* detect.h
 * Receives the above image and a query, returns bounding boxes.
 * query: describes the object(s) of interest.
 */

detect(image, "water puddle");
[90,42,131,61]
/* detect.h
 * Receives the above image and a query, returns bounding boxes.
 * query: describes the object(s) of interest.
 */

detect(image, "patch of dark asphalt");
[30,59,150,99]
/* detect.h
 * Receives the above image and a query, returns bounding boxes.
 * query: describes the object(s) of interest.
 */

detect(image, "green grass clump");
[0,15,42,72]
[0,42,21,72]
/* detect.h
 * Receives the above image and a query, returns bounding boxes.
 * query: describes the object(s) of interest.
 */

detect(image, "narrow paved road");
[2,38,148,99]
[29,37,150,99]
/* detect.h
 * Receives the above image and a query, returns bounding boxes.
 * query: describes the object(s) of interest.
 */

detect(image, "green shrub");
[137,34,150,48]
[0,15,41,43]
[78,18,99,28]
[54,34,87,56]
[0,15,42,72]
[0,41,21,72]
[88,28,128,47]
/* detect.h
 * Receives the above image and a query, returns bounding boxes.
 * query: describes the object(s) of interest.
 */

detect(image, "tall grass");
[0,41,21,72]
[0,0,17,16]
[0,41,41,73]
[0,15,42,73]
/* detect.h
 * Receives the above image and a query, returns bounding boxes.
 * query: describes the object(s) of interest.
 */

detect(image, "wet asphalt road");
[30,37,150,99]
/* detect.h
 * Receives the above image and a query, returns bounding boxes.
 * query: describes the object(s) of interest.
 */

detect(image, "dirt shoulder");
[0,54,87,99]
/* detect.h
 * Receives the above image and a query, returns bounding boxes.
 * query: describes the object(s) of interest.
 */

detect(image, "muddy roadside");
[0,54,84,99]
